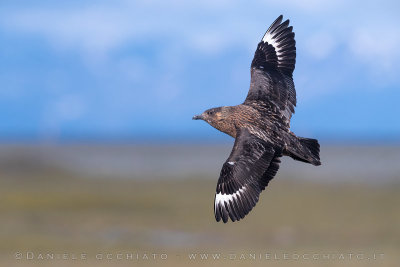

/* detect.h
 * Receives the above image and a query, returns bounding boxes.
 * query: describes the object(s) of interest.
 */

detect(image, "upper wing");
[245,15,297,125]
[214,128,282,223]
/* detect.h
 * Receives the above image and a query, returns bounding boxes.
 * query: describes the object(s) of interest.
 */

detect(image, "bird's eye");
[207,111,214,115]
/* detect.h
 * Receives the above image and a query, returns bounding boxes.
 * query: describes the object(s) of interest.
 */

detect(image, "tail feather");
[299,137,321,166]
[287,137,321,166]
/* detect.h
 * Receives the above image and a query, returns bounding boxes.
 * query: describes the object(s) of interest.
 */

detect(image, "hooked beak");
[192,114,204,120]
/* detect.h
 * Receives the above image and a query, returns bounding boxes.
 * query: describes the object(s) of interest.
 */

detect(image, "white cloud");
[0,1,262,59]
[1,7,135,58]
[189,31,230,55]
[0,1,234,57]
[270,0,347,13]
[349,27,400,71]
[304,32,336,60]
[1,0,399,90]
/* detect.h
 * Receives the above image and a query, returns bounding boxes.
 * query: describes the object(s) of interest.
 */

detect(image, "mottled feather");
[246,15,297,127]
[214,128,282,222]
[193,15,321,224]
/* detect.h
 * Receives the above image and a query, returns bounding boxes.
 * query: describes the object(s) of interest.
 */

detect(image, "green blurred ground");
[0,145,399,267]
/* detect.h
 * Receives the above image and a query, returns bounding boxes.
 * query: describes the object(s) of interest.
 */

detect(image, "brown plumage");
[193,15,321,223]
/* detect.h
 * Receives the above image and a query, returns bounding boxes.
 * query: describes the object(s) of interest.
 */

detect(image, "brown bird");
[193,15,321,223]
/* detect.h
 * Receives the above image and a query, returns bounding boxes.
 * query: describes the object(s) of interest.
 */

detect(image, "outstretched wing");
[214,128,282,223]
[245,15,297,126]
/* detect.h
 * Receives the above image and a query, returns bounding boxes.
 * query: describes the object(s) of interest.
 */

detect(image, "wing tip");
[259,15,296,75]
[214,187,260,223]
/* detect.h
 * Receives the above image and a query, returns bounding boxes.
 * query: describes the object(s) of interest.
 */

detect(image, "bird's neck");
[210,107,238,138]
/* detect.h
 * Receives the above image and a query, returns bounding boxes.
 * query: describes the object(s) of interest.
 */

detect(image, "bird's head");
[192,107,227,127]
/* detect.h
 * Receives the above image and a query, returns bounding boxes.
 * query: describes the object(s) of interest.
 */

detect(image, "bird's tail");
[286,136,321,166]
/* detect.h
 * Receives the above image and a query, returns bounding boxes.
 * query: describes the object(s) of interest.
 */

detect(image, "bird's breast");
[213,119,237,138]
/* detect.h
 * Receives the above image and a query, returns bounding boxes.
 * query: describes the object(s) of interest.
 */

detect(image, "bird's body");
[193,15,321,223]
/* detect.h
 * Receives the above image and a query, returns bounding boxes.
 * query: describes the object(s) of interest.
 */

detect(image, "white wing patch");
[262,31,283,57]
[214,186,246,212]
[262,33,277,49]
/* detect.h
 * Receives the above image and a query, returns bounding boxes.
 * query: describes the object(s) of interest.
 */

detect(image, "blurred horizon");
[1,143,399,184]
[1,135,400,145]
[1,143,400,267]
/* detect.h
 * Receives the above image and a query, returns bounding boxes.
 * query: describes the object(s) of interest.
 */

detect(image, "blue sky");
[0,0,399,142]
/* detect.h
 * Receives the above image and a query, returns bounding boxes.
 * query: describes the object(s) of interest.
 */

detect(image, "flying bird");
[193,15,321,223]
